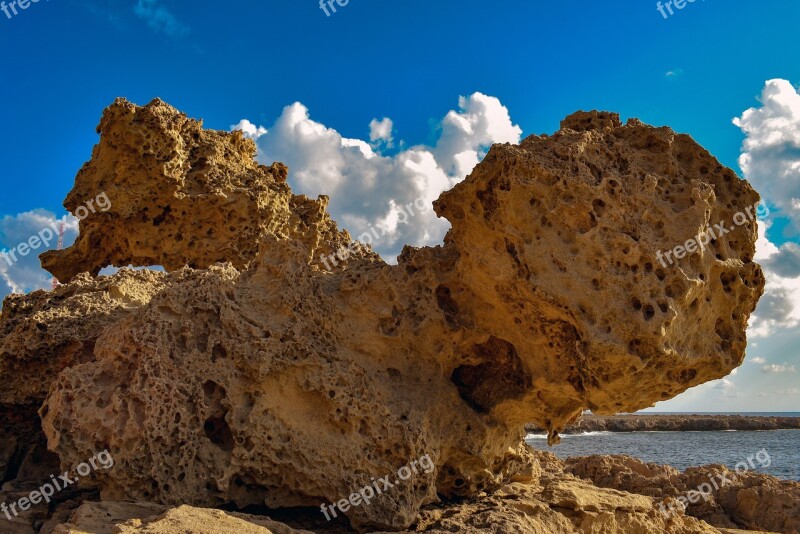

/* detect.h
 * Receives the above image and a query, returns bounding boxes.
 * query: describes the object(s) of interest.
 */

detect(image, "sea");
[524,413,800,481]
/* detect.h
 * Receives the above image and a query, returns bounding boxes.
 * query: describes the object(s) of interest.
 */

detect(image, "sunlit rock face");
[7,101,763,531]
[40,98,375,283]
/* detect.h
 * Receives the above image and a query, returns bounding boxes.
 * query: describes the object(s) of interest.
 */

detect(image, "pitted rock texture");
[566,454,800,533]
[39,451,724,534]
[434,110,765,430]
[0,269,167,404]
[4,101,764,531]
[40,98,377,284]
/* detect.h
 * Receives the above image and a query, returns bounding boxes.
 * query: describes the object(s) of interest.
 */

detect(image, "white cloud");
[369,118,394,148]
[0,210,78,296]
[134,0,189,39]
[734,79,800,230]
[434,93,522,177]
[231,119,267,141]
[748,222,800,337]
[708,377,742,397]
[761,363,797,374]
[735,81,800,338]
[777,388,800,396]
[232,92,522,261]
[750,356,767,364]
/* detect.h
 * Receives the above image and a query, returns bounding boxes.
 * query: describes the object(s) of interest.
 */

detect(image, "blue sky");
[1,0,799,411]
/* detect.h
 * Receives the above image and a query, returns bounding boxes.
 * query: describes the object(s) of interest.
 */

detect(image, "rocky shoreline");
[526,415,800,435]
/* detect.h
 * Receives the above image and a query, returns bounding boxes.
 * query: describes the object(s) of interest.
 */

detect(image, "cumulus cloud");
[734,79,800,230]
[433,94,523,177]
[750,356,767,364]
[231,119,267,141]
[232,92,522,261]
[134,0,189,39]
[735,80,800,337]
[369,118,394,148]
[748,222,800,337]
[0,211,78,296]
[761,242,800,277]
[761,363,797,374]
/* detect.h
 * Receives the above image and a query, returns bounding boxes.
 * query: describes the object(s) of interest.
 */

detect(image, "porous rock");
[11,101,765,531]
[0,269,167,404]
[40,98,377,283]
[566,454,800,533]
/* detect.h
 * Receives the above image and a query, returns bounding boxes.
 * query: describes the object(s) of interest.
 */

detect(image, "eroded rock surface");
[49,502,313,534]
[566,455,800,533]
[0,101,768,531]
[434,110,764,428]
[40,98,377,283]
[0,269,167,405]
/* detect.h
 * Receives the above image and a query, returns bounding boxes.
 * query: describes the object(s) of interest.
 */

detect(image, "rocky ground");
[1,419,796,533]
[0,99,791,532]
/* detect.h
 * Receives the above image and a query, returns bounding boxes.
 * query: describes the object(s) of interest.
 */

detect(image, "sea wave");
[524,431,612,440]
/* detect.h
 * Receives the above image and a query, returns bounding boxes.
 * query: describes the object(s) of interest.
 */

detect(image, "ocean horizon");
[525,429,800,481]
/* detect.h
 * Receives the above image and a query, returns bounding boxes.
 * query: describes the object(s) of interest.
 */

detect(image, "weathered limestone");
[0,269,167,405]
[566,454,800,533]
[0,100,767,532]
[40,98,376,283]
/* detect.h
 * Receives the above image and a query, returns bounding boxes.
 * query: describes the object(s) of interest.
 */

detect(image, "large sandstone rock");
[0,100,767,531]
[411,476,722,534]
[40,98,376,283]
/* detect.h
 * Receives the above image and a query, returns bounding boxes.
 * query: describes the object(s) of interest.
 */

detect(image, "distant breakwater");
[526,415,800,434]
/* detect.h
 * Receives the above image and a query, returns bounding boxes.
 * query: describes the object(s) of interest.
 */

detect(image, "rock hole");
[450,337,531,414]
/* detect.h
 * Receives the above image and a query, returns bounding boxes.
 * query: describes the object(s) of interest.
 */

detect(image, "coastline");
[526,414,800,434]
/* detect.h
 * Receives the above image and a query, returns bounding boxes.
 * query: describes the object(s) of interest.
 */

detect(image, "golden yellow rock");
[1,101,765,532]
[566,454,800,532]
[0,269,167,404]
[49,502,312,534]
[40,98,377,283]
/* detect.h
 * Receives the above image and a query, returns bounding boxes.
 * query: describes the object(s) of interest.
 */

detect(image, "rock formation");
[39,98,377,283]
[0,270,168,405]
[0,100,769,532]
[566,454,800,533]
